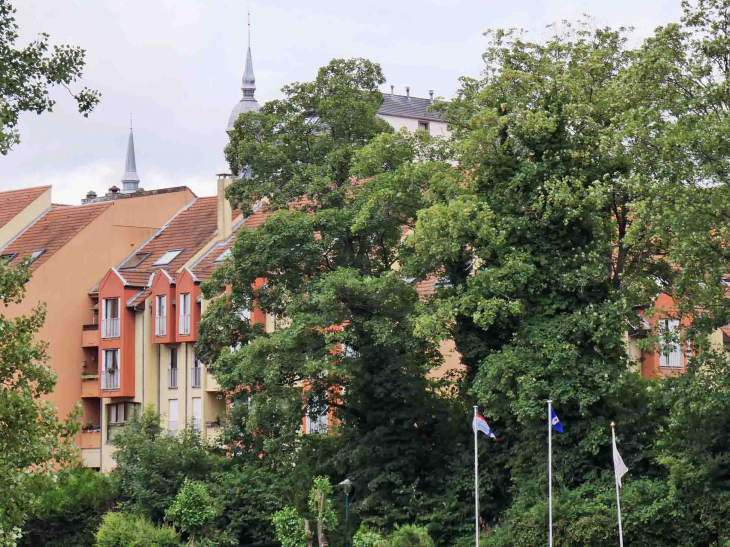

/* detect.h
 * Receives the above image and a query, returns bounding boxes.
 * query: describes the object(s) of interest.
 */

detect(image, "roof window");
[153,250,183,266]
[30,249,46,262]
[120,252,152,269]
[214,248,232,263]
[0,252,18,265]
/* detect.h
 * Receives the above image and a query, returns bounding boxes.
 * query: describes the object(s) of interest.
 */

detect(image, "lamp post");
[339,478,353,547]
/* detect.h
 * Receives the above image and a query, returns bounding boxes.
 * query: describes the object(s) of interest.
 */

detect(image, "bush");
[272,507,307,547]
[165,479,217,542]
[352,524,389,547]
[390,525,434,547]
[95,512,180,547]
[20,468,119,547]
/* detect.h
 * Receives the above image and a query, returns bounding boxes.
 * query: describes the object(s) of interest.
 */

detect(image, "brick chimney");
[216,174,233,240]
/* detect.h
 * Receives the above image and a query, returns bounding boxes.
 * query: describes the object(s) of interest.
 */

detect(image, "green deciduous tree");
[0,258,80,544]
[0,0,100,154]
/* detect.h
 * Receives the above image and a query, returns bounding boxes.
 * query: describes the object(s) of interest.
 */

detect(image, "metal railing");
[179,313,190,335]
[101,317,120,338]
[102,369,120,390]
[191,366,202,388]
[307,414,328,435]
[155,315,166,336]
[192,418,202,433]
[168,367,178,389]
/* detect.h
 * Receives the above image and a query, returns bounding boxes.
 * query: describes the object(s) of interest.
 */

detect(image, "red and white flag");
[472,413,497,440]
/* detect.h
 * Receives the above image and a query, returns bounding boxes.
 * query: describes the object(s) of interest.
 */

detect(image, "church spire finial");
[241,9,256,100]
[121,118,140,193]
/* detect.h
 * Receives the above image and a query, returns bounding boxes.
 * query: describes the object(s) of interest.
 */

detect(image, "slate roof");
[113,197,219,289]
[378,94,445,122]
[0,202,113,271]
[0,185,50,229]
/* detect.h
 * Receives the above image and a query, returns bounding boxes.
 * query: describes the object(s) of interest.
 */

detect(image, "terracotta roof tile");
[127,287,152,308]
[1,202,112,270]
[415,276,438,299]
[114,197,219,285]
[0,186,50,229]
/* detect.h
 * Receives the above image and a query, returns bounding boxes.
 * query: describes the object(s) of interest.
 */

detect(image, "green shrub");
[389,525,434,547]
[165,479,217,542]
[272,506,307,547]
[95,512,180,547]
[352,524,389,547]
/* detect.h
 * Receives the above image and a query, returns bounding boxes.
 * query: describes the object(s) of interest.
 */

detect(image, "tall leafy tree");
[0,0,99,154]
[0,259,80,544]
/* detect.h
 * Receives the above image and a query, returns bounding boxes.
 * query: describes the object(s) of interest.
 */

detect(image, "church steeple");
[121,116,140,193]
[227,9,261,132]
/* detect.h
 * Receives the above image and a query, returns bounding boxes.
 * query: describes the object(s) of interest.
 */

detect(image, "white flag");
[612,436,629,488]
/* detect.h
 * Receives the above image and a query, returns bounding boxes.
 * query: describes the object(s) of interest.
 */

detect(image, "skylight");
[120,252,152,269]
[153,250,183,266]
[214,248,232,263]
[31,249,46,262]
[0,252,17,265]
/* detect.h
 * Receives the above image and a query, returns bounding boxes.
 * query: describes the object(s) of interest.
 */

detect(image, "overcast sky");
[2,0,683,205]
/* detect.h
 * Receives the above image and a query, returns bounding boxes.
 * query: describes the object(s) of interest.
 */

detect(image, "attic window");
[120,252,152,269]
[0,252,18,264]
[30,249,46,262]
[214,248,232,263]
[153,249,183,266]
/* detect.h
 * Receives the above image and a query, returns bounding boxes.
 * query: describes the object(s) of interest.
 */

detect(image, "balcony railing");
[179,313,190,335]
[155,315,167,336]
[191,366,202,388]
[101,317,120,338]
[101,369,120,390]
[168,367,178,389]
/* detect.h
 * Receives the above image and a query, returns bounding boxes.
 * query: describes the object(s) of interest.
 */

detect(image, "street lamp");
[339,478,353,547]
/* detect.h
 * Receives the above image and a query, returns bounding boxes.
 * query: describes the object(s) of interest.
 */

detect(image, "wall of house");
[378,114,451,138]
[0,188,52,247]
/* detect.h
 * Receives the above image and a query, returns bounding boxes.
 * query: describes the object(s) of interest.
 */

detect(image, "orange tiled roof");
[1,202,113,270]
[0,186,50,229]
[112,197,219,288]
[191,205,270,281]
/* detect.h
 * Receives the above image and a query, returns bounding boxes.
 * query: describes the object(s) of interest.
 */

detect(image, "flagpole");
[612,422,624,547]
[548,400,553,547]
[474,405,479,547]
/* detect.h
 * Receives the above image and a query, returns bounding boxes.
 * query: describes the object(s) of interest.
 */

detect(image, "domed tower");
[227,12,260,132]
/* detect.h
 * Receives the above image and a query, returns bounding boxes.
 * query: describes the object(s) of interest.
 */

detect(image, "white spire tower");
[121,114,141,193]
[227,8,261,132]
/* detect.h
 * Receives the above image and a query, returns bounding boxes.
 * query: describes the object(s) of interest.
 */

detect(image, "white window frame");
[305,396,328,435]
[168,399,179,434]
[660,319,683,368]
[155,295,167,336]
[168,347,178,389]
[191,358,202,389]
[153,249,183,266]
[179,293,191,335]
[101,297,120,339]
[192,397,202,432]
[101,349,120,390]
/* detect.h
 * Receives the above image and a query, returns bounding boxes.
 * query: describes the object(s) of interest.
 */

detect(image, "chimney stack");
[390,85,394,97]
[429,90,434,104]
[216,173,234,240]
[406,86,410,100]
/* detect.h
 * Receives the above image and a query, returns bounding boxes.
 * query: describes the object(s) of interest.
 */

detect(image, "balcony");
[168,367,178,389]
[102,369,120,391]
[191,366,202,389]
[81,428,101,449]
[155,315,167,336]
[81,373,100,398]
[82,324,99,347]
[101,318,120,339]
[179,314,190,335]
[206,368,221,392]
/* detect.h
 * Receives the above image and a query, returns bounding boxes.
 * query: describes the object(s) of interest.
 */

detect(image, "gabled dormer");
[151,269,176,344]
[175,267,202,343]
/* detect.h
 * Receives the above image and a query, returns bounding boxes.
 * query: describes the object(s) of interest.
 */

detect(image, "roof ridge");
[0,185,51,195]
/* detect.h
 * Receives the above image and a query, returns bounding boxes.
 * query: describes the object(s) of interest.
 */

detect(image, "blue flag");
[551,409,563,433]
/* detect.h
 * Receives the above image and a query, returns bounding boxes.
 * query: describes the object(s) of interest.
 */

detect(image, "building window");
[101,298,120,338]
[660,319,683,368]
[179,293,191,335]
[153,249,183,266]
[30,249,46,262]
[0,252,18,264]
[168,399,179,435]
[214,248,231,263]
[305,397,328,435]
[107,402,138,441]
[192,397,202,433]
[191,359,202,389]
[168,347,178,389]
[155,295,167,336]
[418,121,430,132]
[101,349,120,390]
[120,252,151,269]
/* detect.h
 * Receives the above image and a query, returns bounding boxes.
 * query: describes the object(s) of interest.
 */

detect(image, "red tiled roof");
[113,197,219,286]
[721,326,730,339]
[0,186,50,229]
[191,206,271,281]
[415,276,438,299]
[1,202,113,270]
[127,287,152,308]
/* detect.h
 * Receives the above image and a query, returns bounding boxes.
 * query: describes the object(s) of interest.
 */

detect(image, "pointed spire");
[121,116,140,192]
[241,9,256,100]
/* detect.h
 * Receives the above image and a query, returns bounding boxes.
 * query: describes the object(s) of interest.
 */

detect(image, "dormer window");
[30,249,46,262]
[120,252,151,269]
[0,252,18,265]
[153,249,183,266]
[214,248,231,263]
